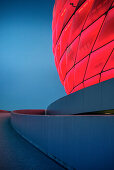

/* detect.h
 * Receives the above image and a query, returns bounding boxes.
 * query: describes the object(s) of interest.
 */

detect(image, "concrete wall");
[11,112,114,170]
[46,79,114,115]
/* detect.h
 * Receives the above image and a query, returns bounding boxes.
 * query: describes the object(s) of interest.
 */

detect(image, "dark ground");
[0,112,65,170]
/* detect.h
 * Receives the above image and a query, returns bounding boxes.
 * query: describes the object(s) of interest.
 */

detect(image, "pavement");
[0,112,65,170]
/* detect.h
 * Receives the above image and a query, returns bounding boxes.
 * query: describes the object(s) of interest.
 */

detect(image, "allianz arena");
[52,0,114,94]
[1,1,114,170]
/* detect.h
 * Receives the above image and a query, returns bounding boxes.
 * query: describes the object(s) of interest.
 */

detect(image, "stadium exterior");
[52,0,114,94]
[11,0,114,169]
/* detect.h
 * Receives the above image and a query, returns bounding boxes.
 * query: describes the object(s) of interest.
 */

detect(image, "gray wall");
[11,113,114,170]
[47,79,114,115]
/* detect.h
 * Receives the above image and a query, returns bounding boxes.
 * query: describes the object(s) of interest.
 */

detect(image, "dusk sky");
[0,0,66,111]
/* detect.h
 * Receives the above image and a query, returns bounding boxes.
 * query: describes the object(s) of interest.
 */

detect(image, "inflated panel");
[103,50,114,71]
[64,67,75,94]
[83,0,113,29]
[52,0,114,94]
[69,0,94,44]
[76,15,105,63]
[84,42,114,80]
[60,18,72,57]
[55,40,61,67]
[58,52,67,82]
[84,74,100,88]
[56,1,75,43]
[74,56,89,87]
[112,2,114,7]
[100,69,114,82]
[66,36,79,72]
[93,8,114,51]
[71,83,84,93]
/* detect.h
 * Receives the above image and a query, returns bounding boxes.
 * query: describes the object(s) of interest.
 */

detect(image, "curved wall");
[11,79,114,169]
[11,112,114,170]
[46,78,114,115]
[52,0,114,94]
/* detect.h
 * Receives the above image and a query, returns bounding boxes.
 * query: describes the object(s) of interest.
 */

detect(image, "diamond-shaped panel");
[52,0,114,94]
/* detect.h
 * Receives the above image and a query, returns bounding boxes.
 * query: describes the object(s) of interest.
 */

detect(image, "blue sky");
[0,0,66,111]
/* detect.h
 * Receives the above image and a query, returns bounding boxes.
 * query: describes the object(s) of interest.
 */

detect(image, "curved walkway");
[0,112,65,170]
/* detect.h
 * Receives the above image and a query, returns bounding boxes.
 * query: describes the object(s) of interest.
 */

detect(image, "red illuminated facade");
[52,0,114,94]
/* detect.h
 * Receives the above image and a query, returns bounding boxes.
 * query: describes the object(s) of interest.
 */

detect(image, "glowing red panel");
[56,12,65,43]
[54,56,59,71]
[64,67,75,94]
[103,50,114,71]
[52,46,55,60]
[52,0,114,94]
[93,8,114,51]
[74,56,89,87]
[84,0,113,29]
[84,42,114,80]
[56,1,75,43]
[53,4,56,18]
[76,16,105,63]
[100,69,114,82]
[75,0,87,9]
[60,18,72,57]
[112,2,114,7]
[62,2,75,27]
[52,28,56,51]
[58,52,67,82]
[54,0,68,27]
[71,83,84,93]
[84,74,100,88]
[70,0,87,12]
[69,0,80,6]
[52,8,58,31]
[66,36,79,72]
[69,0,94,44]
[55,40,61,66]
[52,18,55,32]
[58,67,64,85]
[52,5,57,32]
[54,0,66,16]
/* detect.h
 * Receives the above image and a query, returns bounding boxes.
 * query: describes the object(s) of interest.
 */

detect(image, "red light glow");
[52,0,114,94]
